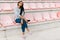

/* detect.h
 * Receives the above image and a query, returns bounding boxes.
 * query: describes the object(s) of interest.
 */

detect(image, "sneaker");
[22,35,26,39]
[28,31,32,35]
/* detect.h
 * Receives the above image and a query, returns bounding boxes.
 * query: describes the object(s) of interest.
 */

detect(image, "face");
[19,2,23,7]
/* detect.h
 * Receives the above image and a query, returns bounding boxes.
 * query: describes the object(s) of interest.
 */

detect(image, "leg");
[21,23,27,39]
[26,27,32,35]
[24,20,32,35]
[23,20,30,33]
[26,28,30,32]
[21,24,25,35]
[15,18,22,25]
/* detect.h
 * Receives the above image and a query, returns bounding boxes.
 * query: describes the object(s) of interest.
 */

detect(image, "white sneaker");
[22,35,26,39]
[28,31,32,35]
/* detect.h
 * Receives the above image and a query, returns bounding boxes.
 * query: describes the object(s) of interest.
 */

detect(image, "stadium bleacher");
[24,3,30,10]
[0,11,60,27]
[57,11,60,19]
[0,1,60,40]
[24,13,36,23]
[43,3,50,8]
[50,11,59,20]
[42,12,51,21]
[0,24,1,27]
[55,3,60,8]
[49,3,56,8]
[29,3,37,10]
[33,12,45,22]
[36,3,43,9]
[0,2,60,12]
[0,15,15,27]
[0,1,60,29]
[1,3,13,11]
[0,2,60,11]
[10,3,17,10]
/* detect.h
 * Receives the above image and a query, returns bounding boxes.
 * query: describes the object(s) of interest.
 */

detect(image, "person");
[14,1,31,38]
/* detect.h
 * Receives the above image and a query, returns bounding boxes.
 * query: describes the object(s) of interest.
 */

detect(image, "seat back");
[1,3,12,11]
[42,12,51,21]
[29,3,37,10]
[0,15,14,27]
[24,13,35,23]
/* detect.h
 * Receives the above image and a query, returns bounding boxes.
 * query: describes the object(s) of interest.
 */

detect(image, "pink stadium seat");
[36,3,43,9]
[0,23,2,27]
[42,12,52,21]
[24,3,30,10]
[0,15,14,27]
[43,3,50,8]
[0,24,1,27]
[11,3,17,10]
[55,3,60,8]
[10,15,17,25]
[24,13,36,23]
[29,3,37,10]
[1,3,12,11]
[50,11,59,20]
[10,15,15,21]
[0,16,2,26]
[57,11,60,19]
[0,3,2,12]
[0,8,2,12]
[33,13,45,22]
[0,18,2,27]
[50,3,56,8]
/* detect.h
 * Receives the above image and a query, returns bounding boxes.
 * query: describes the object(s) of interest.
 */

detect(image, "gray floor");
[0,20,60,40]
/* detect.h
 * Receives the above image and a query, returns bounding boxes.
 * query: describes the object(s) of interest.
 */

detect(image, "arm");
[20,15,28,22]
[20,11,28,22]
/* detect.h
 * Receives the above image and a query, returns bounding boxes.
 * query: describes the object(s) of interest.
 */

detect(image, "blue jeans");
[21,19,28,32]
[15,18,28,32]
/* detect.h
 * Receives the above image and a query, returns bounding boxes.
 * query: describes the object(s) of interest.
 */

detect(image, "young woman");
[14,1,31,38]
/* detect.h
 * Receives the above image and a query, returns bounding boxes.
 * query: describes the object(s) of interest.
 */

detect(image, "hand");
[27,20,30,22]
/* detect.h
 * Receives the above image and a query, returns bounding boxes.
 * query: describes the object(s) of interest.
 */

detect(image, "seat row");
[0,3,60,12]
[0,11,60,27]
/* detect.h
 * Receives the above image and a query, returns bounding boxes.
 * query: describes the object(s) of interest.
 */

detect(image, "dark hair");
[17,1,24,15]
[17,1,22,6]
